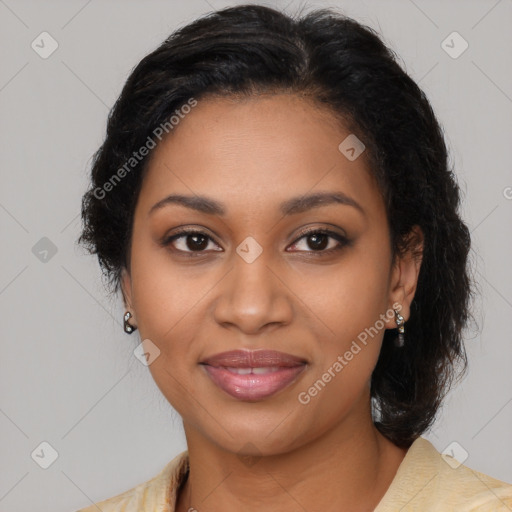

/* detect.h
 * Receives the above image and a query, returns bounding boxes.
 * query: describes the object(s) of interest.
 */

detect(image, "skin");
[121,93,424,512]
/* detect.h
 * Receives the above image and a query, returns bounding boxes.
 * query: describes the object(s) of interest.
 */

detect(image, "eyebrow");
[148,191,365,217]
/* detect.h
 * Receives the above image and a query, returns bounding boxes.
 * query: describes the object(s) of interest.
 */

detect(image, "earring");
[394,309,405,347]
[124,311,137,334]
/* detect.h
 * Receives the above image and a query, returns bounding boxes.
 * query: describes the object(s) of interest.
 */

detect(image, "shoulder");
[375,437,512,511]
[73,450,189,512]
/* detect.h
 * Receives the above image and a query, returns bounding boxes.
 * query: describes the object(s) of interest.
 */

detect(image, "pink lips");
[201,349,307,401]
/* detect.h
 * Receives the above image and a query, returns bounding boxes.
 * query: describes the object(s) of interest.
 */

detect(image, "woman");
[76,4,512,511]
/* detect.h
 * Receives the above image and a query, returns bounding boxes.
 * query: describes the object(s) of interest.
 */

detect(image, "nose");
[212,250,294,335]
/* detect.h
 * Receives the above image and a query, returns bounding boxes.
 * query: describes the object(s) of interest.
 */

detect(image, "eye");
[162,229,222,254]
[287,228,349,254]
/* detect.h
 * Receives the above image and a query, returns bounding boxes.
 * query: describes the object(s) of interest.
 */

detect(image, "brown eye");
[288,229,349,253]
[305,232,329,250]
[183,233,209,251]
[163,230,222,254]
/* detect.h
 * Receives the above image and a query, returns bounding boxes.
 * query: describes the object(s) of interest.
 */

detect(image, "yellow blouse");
[75,436,512,511]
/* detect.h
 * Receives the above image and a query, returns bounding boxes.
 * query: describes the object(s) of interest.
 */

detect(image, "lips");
[200,349,307,401]
[202,349,307,368]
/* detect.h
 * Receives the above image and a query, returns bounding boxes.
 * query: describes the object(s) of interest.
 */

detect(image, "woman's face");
[122,93,421,456]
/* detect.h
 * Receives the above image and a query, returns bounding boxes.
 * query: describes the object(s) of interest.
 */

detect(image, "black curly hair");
[78,4,475,448]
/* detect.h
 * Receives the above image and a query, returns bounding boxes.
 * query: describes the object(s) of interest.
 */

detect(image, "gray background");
[1,0,511,510]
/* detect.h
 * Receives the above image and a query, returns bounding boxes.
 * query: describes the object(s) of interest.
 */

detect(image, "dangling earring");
[124,311,137,334]
[394,309,405,347]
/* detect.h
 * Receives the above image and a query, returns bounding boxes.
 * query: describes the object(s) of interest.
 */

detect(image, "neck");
[176,406,408,512]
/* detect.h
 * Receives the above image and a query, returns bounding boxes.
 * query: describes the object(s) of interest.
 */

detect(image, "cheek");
[294,243,392,403]
[129,239,206,356]
[299,248,391,343]
[129,244,207,412]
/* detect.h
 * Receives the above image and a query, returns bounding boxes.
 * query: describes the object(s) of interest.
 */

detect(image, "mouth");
[200,349,308,401]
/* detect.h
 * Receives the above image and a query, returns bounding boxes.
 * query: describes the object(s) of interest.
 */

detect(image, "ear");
[120,267,135,320]
[384,225,424,328]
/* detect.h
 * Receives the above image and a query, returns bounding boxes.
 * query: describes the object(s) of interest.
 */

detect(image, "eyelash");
[161,227,349,257]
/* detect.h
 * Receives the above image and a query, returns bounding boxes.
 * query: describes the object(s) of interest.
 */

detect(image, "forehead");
[138,94,383,218]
